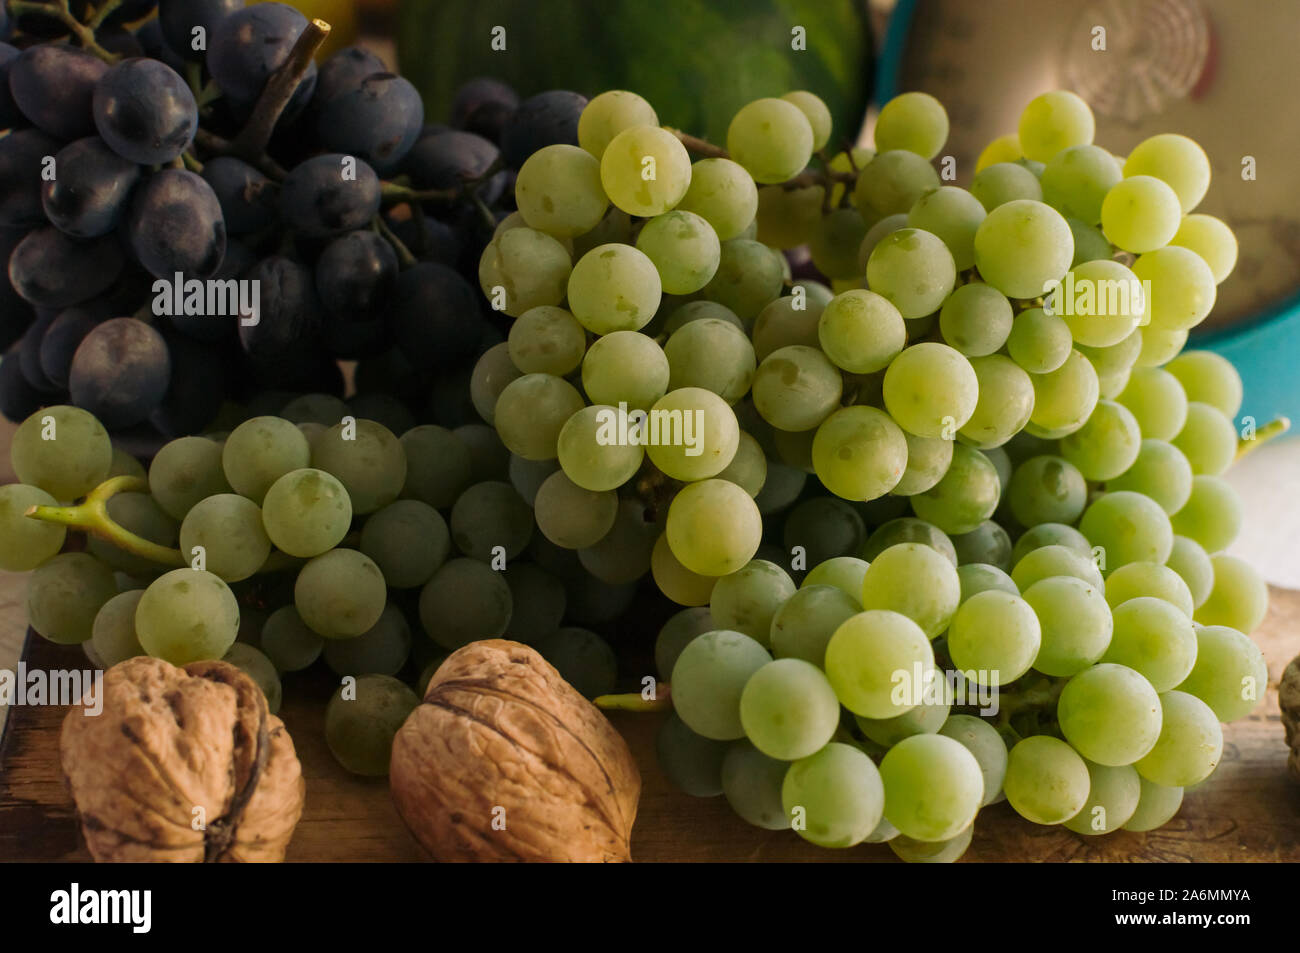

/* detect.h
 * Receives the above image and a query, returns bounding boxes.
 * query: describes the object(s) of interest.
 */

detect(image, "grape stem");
[372,213,417,268]
[24,476,187,567]
[594,684,672,712]
[86,0,121,30]
[230,18,330,160]
[6,0,120,62]
[992,678,1065,728]
[1236,416,1291,461]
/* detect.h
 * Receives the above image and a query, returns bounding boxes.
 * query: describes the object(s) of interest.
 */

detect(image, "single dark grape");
[451,77,518,144]
[0,229,35,352]
[127,169,227,279]
[317,73,424,174]
[312,45,387,108]
[404,130,505,210]
[134,19,189,73]
[97,29,146,59]
[0,348,44,421]
[201,157,278,234]
[393,262,485,371]
[9,45,108,140]
[8,227,125,309]
[68,317,171,428]
[41,137,141,238]
[207,4,317,104]
[149,326,229,438]
[18,309,61,393]
[93,58,198,165]
[499,89,587,169]
[238,256,323,360]
[0,43,22,129]
[0,129,62,228]
[384,206,462,266]
[159,0,243,62]
[39,305,107,390]
[316,230,398,358]
[280,153,380,238]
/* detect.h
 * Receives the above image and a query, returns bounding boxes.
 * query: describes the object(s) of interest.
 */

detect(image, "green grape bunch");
[0,71,1283,865]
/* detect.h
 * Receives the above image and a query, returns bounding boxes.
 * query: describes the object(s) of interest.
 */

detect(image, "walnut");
[390,639,640,862]
[60,656,306,862]
[1281,654,1300,783]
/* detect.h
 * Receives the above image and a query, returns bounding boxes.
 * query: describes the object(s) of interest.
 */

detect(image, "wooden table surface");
[3,587,1299,863]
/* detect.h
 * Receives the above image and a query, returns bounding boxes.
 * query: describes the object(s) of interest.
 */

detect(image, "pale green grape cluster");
[2,86,1266,865]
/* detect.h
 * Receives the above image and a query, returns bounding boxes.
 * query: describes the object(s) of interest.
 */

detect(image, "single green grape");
[1107,439,1193,515]
[1007,455,1087,527]
[939,714,1008,806]
[1023,575,1113,677]
[578,499,657,584]
[261,468,352,558]
[721,740,791,830]
[468,343,522,425]
[0,483,66,571]
[973,199,1074,300]
[910,442,1001,536]
[907,185,985,271]
[26,552,117,645]
[957,354,1035,449]
[882,342,978,438]
[1194,554,1268,633]
[676,158,758,241]
[556,403,645,491]
[567,243,661,334]
[1056,258,1146,347]
[136,567,239,664]
[644,387,740,482]
[824,610,935,719]
[179,493,271,583]
[1169,216,1237,285]
[1063,760,1141,835]
[1176,624,1267,722]
[359,499,450,589]
[295,549,387,639]
[507,306,587,377]
[740,658,841,760]
[400,426,473,509]
[149,436,232,519]
[1135,326,1189,368]
[865,227,956,320]
[1133,245,1217,332]
[1167,535,1215,608]
[947,589,1041,685]
[716,431,768,497]
[938,282,1012,357]
[1018,90,1094,162]
[311,418,406,514]
[768,585,860,664]
[533,471,618,550]
[701,239,786,321]
[856,687,952,748]
[515,143,609,237]
[861,517,958,565]
[880,733,984,842]
[664,317,755,405]
[782,742,885,848]
[651,533,717,606]
[751,345,843,432]
[1040,144,1120,224]
[818,289,905,375]
[1080,490,1175,570]
[1003,735,1090,824]
[1102,596,1198,692]
[654,607,714,680]
[1067,216,1116,265]
[478,226,572,317]
[1010,522,1092,565]
[1171,401,1238,477]
[1104,561,1195,617]
[325,674,419,777]
[808,207,869,280]
[577,89,658,158]
[1116,367,1188,442]
[418,557,513,650]
[260,605,324,673]
[1170,475,1242,553]
[1123,133,1211,213]
[1123,777,1185,831]
[1134,690,1223,787]
[710,560,796,646]
[1165,350,1243,417]
[666,479,762,577]
[780,90,832,151]
[10,404,112,502]
[1012,543,1103,592]
[811,406,908,502]
[599,124,691,216]
[582,330,670,411]
[1026,348,1099,438]
[90,590,145,667]
[449,480,533,562]
[957,563,1019,603]
[222,643,282,713]
[801,557,870,603]
[727,97,813,184]
[875,91,948,159]
[636,210,722,295]
[970,162,1042,211]
[854,150,941,220]
[1058,399,1142,481]
[860,542,961,638]
[889,827,973,863]
[1100,175,1182,253]
[1058,662,1163,765]
[671,629,772,740]
[657,711,728,797]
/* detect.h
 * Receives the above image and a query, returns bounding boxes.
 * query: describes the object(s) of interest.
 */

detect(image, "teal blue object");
[876,0,1300,427]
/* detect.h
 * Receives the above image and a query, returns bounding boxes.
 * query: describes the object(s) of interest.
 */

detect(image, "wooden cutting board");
[3,587,1298,862]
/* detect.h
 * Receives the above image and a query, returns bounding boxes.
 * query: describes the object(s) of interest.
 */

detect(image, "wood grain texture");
[3,588,1299,862]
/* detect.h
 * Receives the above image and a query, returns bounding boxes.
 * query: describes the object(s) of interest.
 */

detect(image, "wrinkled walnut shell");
[60,656,305,862]
[1281,654,1300,783]
[390,639,640,862]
